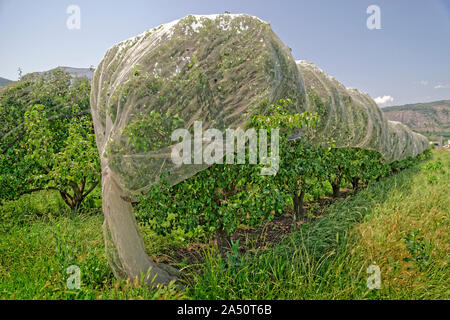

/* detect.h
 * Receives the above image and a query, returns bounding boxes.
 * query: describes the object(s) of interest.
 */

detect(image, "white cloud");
[420,80,429,86]
[374,95,394,106]
[434,84,450,89]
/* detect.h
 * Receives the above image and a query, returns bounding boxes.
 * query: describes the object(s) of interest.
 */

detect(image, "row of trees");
[1,73,426,249]
[135,99,428,251]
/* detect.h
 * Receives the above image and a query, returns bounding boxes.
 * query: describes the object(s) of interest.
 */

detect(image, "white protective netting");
[91,14,429,197]
[297,60,429,162]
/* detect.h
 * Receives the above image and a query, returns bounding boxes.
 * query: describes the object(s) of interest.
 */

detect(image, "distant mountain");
[57,67,94,80]
[0,77,12,88]
[22,66,94,81]
[382,100,450,138]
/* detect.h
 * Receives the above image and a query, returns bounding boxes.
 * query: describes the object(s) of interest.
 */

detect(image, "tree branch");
[59,191,73,208]
[82,179,99,198]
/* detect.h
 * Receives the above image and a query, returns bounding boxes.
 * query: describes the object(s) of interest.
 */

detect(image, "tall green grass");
[0,150,448,299]
[0,190,184,300]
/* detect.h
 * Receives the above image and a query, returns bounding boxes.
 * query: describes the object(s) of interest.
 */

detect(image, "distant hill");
[383,100,450,139]
[22,66,94,82]
[57,67,94,80]
[0,77,12,88]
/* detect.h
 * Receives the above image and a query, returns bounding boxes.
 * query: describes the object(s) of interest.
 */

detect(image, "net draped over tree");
[90,14,429,284]
[297,60,429,162]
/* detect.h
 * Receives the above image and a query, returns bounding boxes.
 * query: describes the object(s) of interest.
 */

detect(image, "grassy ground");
[0,150,448,300]
[0,192,185,300]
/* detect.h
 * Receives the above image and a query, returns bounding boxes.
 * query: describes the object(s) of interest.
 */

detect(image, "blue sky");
[0,0,449,106]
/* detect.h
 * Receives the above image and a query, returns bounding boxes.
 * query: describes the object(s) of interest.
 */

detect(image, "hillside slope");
[383,100,450,138]
[22,66,94,81]
[0,77,12,88]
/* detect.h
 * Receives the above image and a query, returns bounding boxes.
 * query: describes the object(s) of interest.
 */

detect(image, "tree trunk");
[351,177,360,191]
[332,181,340,198]
[293,188,305,222]
[332,167,343,198]
[57,179,99,211]
[101,167,179,285]
[59,190,83,211]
